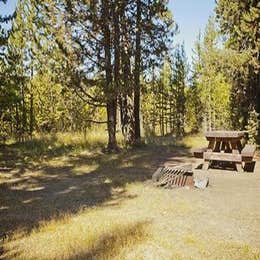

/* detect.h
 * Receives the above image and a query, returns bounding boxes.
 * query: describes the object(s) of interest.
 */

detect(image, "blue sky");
[0,0,17,16]
[1,0,216,63]
[168,0,216,63]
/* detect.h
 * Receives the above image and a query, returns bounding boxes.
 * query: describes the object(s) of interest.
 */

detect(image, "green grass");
[2,129,205,162]
[2,128,125,161]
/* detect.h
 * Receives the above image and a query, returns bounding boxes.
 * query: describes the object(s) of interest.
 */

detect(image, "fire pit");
[152,164,194,188]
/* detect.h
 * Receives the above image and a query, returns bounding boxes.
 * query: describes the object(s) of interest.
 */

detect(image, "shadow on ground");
[195,161,256,172]
[72,221,150,260]
[0,140,191,237]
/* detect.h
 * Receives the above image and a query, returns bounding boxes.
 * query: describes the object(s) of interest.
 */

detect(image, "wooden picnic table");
[192,130,256,172]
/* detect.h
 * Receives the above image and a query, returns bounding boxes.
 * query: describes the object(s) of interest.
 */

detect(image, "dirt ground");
[177,165,260,249]
[0,141,260,259]
[154,150,260,250]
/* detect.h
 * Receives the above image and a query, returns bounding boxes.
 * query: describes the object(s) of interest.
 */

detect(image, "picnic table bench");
[192,131,256,172]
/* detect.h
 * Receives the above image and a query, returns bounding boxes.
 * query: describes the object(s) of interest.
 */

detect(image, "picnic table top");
[204,131,245,139]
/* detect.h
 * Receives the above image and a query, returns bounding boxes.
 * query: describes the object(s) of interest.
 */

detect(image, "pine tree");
[216,0,260,141]
[0,0,19,138]
[245,109,259,145]
[190,17,232,132]
[171,44,187,136]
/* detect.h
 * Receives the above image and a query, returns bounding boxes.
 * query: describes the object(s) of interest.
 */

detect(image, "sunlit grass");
[180,133,208,148]
[3,183,260,259]
[144,134,177,146]
[4,201,150,259]
[4,128,125,160]
[143,132,208,149]
[4,128,205,163]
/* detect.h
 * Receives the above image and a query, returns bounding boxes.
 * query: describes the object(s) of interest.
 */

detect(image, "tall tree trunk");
[113,1,120,102]
[29,67,34,139]
[120,48,135,144]
[120,2,135,145]
[133,0,141,144]
[161,98,165,136]
[208,92,212,131]
[15,103,19,138]
[106,100,118,151]
[255,72,260,143]
[29,91,33,139]
[102,0,118,151]
[21,82,27,141]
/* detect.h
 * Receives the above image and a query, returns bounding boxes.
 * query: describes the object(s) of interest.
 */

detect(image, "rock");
[194,177,209,189]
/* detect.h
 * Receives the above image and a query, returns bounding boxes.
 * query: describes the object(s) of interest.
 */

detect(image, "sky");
[168,0,216,63]
[1,0,216,64]
[0,0,17,16]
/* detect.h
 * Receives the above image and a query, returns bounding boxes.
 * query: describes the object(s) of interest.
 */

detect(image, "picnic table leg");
[207,138,215,152]
[225,141,232,153]
[230,141,243,173]
[236,163,243,173]
[220,141,226,151]
[203,138,215,170]
[213,140,222,168]
[236,140,243,152]
[202,161,210,170]
[214,141,221,152]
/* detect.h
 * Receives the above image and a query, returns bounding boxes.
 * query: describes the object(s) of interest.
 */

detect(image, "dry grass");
[2,183,260,259]
[4,202,150,259]
[3,128,124,160]
[1,132,260,259]
[180,134,208,148]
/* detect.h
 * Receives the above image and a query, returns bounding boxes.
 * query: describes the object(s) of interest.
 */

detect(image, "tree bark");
[133,0,141,144]
[120,1,135,145]
[102,0,118,152]
[29,67,34,139]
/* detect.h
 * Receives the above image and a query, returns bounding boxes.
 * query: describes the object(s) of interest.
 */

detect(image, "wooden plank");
[242,156,254,162]
[191,147,207,153]
[204,152,242,162]
[192,147,207,158]
[241,144,256,157]
[193,152,204,159]
[205,131,245,139]
[206,137,243,142]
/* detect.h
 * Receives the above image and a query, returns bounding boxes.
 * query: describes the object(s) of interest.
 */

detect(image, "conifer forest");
[0,0,259,149]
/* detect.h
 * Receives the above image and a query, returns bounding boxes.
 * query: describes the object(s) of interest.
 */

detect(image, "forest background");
[0,0,259,151]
